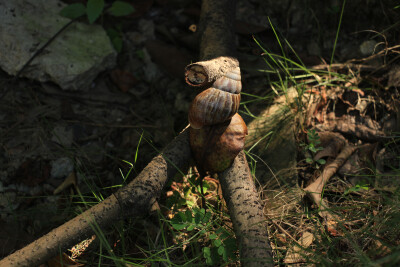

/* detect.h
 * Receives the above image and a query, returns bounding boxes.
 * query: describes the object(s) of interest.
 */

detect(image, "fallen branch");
[304,145,358,222]
[0,129,191,266]
[315,113,386,141]
[2,127,191,262]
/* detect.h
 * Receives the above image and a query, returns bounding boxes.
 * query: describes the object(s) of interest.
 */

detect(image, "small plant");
[59,0,135,52]
[169,208,238,265]
[302,129,326,168]
[60,0,135,23]
[344,183,370,195]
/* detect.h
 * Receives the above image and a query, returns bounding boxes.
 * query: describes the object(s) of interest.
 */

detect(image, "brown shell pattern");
[188,88,241,129]
[212,67,242,94]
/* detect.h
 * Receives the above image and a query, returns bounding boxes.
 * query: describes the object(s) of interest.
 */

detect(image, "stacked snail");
[185,58,248,174]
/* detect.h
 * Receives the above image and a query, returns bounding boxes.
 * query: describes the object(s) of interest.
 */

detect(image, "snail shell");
[188,67,242,129]
[188,88,241,129]
[212,67,241,94]
[189,113,248,173]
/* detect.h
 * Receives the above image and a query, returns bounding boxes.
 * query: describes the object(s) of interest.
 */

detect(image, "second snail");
[186,65,248,174]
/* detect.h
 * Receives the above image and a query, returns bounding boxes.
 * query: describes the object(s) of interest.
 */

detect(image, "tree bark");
[219,151,274,266]
[193,0,273,265]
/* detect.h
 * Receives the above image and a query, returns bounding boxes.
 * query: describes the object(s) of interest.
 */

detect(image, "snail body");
[188,67,242,129]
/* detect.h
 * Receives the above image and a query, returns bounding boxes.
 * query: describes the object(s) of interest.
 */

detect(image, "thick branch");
[193,0,273,264]
[198,0,236,60]
[219,151,274,266]
[0,130,191,266]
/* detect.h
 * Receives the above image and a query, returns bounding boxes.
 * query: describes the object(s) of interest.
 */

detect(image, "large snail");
[188,67,242,129]
[186,63,247,173]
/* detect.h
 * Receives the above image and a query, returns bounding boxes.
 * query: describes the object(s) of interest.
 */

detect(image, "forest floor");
[1,0,400,266]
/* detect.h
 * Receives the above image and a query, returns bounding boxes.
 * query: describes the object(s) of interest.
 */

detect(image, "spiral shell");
[188,67,242,129]
[189,113,248,173]
[189,88,241,129]
[212,67,241,94]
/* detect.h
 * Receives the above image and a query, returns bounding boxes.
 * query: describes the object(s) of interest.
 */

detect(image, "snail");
[190,113,248,173]
[186,65,247,173]
[188,67,242,129]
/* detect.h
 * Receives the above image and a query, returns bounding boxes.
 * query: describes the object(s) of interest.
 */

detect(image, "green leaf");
[186,199,195,207]
[170,218,187,230]
[106,28,123,52]
[87,0,104,24]
[187,224,195,231]
[316,159,326,165]
[344,183,370,195]
[213,239,222,247]
[194,211,201,224]
[209,233,218,240]
[306,157,313,163]
[218,245,225,256]
[108,1,135,16]
[185,209,192,221]
[170,212,188,230]
[203,247,219,265]
[59,3,86,19]
[203,212,212,223]
[203,247,211,259]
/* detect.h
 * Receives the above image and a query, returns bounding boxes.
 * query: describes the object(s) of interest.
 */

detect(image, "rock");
[360,40,377,56]
[0,0,117,90]
[51,125,73,147]
[50,157,74,179]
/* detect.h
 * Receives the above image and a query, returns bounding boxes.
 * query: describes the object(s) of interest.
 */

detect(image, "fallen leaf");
[284,232,315,264]
[110,69,138,92]
[53,172,77,195]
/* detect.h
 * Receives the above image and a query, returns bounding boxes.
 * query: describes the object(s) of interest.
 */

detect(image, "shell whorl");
[188,88,241,129]
[212,67,242,94]
[188,67,242,129]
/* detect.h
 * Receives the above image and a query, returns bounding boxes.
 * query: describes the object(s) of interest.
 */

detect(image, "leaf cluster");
[60,0,135,23]
[170,208,238,265]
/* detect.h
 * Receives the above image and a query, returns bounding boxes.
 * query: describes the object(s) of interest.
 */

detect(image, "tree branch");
[0,130,191,266]
[219,152,274,266]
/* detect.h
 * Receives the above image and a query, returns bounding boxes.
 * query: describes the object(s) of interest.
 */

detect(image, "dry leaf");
[284,232,315,264]
[110,69,138,92]
[53,172,77,195]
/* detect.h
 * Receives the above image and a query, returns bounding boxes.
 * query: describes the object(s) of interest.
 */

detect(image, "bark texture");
[198,0,236,60]
[0,129,191,267]
[219,151,274,266]
[188,0,273,264]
